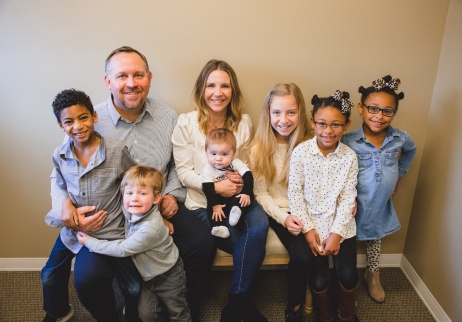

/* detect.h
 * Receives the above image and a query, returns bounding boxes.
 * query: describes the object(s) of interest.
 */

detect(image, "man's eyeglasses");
[363,105,397,117]
[313,122,346,132]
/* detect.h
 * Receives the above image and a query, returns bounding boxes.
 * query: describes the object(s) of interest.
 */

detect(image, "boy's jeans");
[138,258,191,321]
[41,235,141,321]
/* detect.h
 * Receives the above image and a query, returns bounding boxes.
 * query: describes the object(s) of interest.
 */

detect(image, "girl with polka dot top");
[288,91,360,322]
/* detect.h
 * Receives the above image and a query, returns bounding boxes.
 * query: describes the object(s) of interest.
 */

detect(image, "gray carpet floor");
[0,268,435,321]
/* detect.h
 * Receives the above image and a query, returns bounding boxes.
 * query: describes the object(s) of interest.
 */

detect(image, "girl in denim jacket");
[341,75,416,304]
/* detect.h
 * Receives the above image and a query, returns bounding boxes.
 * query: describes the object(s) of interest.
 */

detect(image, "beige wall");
[0,0,451,309]
[404,0,462,320]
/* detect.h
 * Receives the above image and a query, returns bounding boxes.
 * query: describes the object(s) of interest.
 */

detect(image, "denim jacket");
[341,125,416,240]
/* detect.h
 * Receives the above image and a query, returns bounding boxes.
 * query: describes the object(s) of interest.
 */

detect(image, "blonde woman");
[249,83,313,322]
[172,59,269,322]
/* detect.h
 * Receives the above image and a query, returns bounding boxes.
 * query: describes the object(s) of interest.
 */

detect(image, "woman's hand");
[284,215,303,236]
[214,175,243,198]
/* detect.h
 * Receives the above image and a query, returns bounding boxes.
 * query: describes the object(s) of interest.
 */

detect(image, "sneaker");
[42,304,74,322]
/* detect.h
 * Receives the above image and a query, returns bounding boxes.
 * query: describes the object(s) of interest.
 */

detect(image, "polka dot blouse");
[288,137,358,242]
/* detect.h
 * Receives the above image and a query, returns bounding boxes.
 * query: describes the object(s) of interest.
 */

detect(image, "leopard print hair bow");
[332,90,353,114]
[372,78,401,91]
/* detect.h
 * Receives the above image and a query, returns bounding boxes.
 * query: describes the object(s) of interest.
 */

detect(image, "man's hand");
[159,194,178,218]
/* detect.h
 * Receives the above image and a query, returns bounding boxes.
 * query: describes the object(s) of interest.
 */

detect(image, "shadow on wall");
[404,89,461,303]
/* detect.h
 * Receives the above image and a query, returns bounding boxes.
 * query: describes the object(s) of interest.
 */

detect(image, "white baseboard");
[356,253,402,268]
[0,254,403,271]
[401,255,451,322]
[0,255,451,321]
[0,258,48,271]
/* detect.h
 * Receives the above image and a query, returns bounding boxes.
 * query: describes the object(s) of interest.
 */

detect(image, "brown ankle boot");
[337,282,360,322]
[311,286,334,322]
[364,270,385,303]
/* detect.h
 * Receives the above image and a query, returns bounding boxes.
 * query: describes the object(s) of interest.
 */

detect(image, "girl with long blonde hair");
[249,83,313,321]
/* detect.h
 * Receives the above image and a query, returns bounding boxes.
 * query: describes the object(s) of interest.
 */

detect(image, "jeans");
[168,202,216,320]
[138,258,191,322]
[269,217,314,307]
[192,200,269,294]
[41,235,141,322]
[310,236,359,291]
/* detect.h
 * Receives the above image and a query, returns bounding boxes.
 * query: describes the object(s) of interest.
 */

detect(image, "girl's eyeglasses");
[363,105,397,117]
[313,122,346,132]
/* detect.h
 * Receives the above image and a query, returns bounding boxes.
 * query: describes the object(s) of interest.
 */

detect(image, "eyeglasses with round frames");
[363,104,397,117]
[313,121,346,132]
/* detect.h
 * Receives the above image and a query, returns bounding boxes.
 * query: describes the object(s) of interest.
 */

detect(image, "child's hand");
[76,231,89,245]
[391,178,401,199]
[284,215,303,236]
[162,218,174,235]
[78,209,107,232]
[322,233,342,256]
[237,194,250,207]
[62,198,79,229]
[352,200,358,217]
[304,229,323,256]
[212,205,226,221]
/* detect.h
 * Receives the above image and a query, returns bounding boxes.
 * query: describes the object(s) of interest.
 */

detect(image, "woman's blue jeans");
[191,201,269,294]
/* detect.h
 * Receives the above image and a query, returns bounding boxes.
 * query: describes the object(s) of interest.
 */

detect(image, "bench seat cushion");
[213,227,289,266]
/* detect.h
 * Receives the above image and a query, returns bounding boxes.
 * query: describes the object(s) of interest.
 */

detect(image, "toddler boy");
[78,165,191,321]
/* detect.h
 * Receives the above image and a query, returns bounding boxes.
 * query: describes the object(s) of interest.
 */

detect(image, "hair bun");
[311,95,320,105]
[382,75,392,83]
[358,86,367,94]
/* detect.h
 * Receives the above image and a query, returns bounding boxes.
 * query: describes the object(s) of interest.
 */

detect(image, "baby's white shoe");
[211,226,230,238]
[229,206,242,226]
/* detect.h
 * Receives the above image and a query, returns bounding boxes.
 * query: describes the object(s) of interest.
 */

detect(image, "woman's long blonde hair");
[192,59,243,134]
[250,83,312,186]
